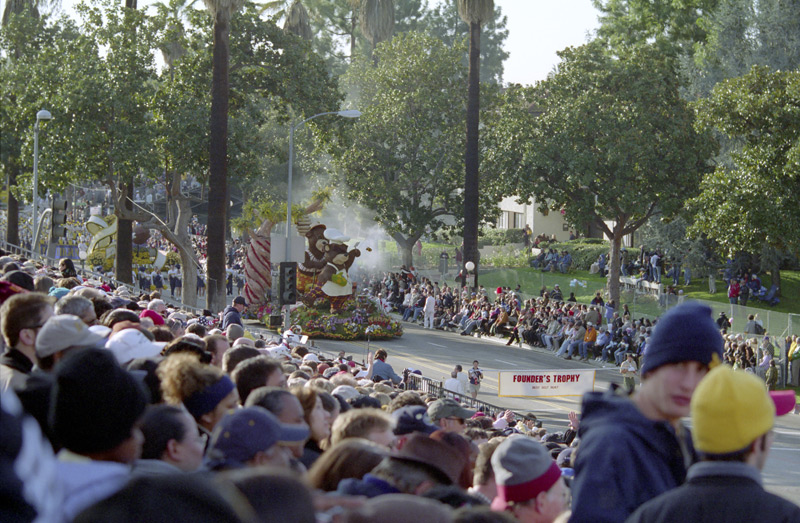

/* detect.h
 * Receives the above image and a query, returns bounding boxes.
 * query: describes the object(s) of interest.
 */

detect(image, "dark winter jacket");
[221,306,242,331]
[337,474,401,498]
[625,461,800,523]
[570,387,696,523]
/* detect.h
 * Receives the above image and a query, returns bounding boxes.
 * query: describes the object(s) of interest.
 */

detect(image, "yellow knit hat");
[691,365,775,454]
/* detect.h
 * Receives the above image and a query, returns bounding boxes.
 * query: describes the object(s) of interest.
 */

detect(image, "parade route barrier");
[498,369,596,398]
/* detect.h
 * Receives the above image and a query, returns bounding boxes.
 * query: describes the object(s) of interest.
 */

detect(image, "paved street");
[308,319,800,503]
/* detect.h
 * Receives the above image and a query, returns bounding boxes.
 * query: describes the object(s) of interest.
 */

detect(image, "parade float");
[85,215,174,273]
[237,194,402,341]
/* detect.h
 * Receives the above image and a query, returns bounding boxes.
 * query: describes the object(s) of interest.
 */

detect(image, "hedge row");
[478,228,525,247]
[538,240,642,271]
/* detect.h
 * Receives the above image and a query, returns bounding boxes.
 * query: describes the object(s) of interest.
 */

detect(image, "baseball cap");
[427,398,476,422]
[233,296,248,306]
[691,365,797,455]
[393,406,438,436]
[35,314,107,358]
[105,328,166,364]
[268,345,292,360]
[207,406,309,468]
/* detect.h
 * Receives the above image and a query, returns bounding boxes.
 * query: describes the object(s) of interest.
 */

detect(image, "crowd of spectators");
[1,248,591,522]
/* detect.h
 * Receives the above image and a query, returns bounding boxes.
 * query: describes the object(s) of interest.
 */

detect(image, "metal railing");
[405,373,513,418]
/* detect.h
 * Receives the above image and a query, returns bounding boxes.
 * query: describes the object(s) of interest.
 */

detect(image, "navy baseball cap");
[207,406,308,468]
[392,405,439,436]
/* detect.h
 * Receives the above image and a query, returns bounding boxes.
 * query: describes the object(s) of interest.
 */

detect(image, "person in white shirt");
[423,292,436,330]
[455,364,470,394]
[444,370,466,397]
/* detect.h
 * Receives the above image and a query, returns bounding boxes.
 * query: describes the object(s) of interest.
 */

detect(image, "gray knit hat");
[490,436,561,511]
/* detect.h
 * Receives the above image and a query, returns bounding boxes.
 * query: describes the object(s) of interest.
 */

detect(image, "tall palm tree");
[284,0,312,40]
[360,0,393,60]
[115,0,141,284]
[204,0,244,312]
[457,0,493,290]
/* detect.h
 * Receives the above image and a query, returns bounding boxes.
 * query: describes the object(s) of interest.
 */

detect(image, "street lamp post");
[32,109,53,255]
[285,109,361,264]
[283,109,360,329]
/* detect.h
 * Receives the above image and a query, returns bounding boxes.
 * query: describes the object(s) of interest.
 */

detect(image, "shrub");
[548,240,641,271]
[478,228,524,247]
[545,240,608,271]
[482,246,530,268]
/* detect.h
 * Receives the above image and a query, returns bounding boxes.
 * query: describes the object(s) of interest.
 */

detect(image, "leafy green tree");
[691,66,800,292]
[1,5,50,246]
[332,31,498,266]
[639,215,717,276]
[592,0,720,57]
[26,0,158,283]
[485,43,715,305]
[690,0,800,97]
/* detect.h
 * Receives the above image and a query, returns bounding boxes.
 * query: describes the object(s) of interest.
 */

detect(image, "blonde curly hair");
[158,353,224,406]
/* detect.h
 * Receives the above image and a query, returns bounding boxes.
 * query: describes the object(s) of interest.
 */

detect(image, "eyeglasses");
[444,417,465,424]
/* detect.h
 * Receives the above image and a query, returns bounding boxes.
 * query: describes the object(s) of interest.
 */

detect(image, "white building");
[496,196,572,242]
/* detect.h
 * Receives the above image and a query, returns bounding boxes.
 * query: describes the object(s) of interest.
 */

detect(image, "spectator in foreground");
[51,348,147,521]
[158,353,238,443]
[627,366,800,522]
[428,398,475,434]
[206,406,309,471]
[490,436,567,523]
[134,405,205,476]
[570,302,724,523]
[336,433,466,498]
[0,293,55,392]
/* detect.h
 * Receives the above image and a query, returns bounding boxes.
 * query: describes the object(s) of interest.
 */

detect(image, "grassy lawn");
[478,267,800,319]
[408,240,800,325]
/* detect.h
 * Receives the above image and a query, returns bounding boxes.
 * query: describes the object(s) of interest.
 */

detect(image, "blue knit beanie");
[641,302,723,376]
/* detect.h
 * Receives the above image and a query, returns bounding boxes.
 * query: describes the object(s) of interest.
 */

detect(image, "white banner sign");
[498,369,596,398]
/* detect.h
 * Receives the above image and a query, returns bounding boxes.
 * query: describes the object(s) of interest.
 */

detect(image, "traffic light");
[50,199,68,240]
[279,261,297,306]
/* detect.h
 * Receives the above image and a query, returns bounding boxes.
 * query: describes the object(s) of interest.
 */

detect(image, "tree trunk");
[173,183,198,307]
[769,264,781,297]
[350,12,357,61]
[6,164,20,246]
[206,13,231,314]
[115,182,134,284]
[392,233,415,268]
[463,20,481,289]
[607,228,623,307]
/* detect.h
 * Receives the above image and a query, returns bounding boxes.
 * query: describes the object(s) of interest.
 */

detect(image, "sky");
[496,0,601,85]
[15,0,602,86]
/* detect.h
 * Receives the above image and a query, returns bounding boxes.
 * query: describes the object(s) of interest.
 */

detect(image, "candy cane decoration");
[243,231,271,307]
